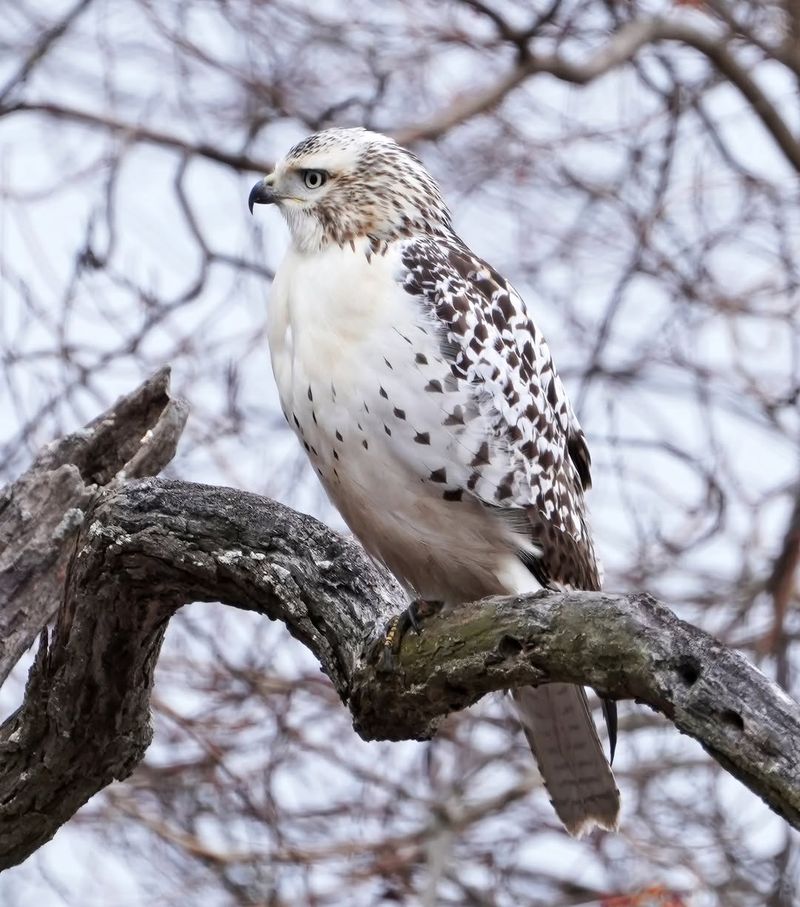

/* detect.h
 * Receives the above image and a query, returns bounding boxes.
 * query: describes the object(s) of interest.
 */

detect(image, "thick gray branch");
[0,367,188,686]
[1,374,799,870]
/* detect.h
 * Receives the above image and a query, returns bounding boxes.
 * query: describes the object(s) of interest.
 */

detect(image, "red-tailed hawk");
[250,127,620,835]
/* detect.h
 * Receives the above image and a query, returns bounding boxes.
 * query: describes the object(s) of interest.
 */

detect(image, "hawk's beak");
[248,174,278,213]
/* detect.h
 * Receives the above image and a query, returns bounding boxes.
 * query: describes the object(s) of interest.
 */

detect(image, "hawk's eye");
[302,169,328,190]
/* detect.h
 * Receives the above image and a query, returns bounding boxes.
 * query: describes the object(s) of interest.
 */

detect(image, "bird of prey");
[249,127,620,835]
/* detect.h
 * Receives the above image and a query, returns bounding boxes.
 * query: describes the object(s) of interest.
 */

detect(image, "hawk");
[249,127,620,835]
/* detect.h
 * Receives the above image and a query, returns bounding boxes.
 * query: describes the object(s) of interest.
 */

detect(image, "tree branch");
[1,373,799,870]
[0,0,94,106]
[0,102,272,174]
[0,367,187,686]
[396,18,800,175]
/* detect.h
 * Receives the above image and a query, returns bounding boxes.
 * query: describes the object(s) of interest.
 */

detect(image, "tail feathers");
[513,683,620,836]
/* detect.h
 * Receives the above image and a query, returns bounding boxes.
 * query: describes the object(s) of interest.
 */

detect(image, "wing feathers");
[398,234,599,589]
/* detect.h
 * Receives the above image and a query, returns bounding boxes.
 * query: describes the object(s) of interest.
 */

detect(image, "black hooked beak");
[248,176,278,214]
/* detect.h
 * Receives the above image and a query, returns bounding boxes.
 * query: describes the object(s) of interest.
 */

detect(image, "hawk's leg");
[376,599,443,672]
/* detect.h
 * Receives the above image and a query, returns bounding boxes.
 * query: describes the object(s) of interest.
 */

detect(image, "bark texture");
[1,371,798,871]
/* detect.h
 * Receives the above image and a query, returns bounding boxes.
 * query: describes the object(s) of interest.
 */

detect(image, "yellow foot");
[376,599,443,672]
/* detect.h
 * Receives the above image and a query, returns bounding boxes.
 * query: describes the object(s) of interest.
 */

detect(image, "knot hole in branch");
[498,635,523,657]
[676,655,701,687]
[721,709,745,732]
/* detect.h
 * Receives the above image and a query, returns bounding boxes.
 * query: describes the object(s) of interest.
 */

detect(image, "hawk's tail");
[513,683,620,836]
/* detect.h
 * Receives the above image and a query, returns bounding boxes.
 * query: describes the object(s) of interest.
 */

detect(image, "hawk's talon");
[374,599,442,672]
[377,641,399,674]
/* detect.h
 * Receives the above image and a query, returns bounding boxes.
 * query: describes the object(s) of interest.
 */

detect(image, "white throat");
[281,205,327,254]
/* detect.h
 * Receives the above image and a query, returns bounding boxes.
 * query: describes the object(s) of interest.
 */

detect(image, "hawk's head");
[249,128,451,252]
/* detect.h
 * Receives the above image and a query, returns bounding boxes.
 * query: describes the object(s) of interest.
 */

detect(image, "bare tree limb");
[0,367,187,687]
[0,102,272,174]
[0,373,799,870]
[7,18,797,182]
[0,0,95,106]
[396,17,800,175]
[763,477,800,683]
